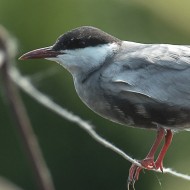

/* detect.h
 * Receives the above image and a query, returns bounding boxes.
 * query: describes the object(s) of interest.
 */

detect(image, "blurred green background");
[1,0,190,189]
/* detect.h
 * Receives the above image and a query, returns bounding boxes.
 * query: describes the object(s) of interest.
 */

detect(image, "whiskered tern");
[20,26,190,189]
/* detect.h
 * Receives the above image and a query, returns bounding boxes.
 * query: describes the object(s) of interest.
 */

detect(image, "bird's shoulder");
[116,41,190,70]
[100,41,190,107]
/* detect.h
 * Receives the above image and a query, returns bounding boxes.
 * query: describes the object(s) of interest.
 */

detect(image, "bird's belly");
[74,81,132,126]
[74,81,190,130]
[75,86,153,129]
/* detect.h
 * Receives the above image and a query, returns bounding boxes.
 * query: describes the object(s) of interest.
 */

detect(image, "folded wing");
[102,43,190,128]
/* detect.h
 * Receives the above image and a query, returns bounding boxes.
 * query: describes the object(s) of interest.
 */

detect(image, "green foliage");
[0,0,190,190]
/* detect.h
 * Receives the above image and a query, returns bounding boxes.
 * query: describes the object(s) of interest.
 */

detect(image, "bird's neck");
[70,43,119,80]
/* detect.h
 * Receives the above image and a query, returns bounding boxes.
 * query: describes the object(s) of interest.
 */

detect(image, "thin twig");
[0,26,56,190]
[9,64,190,181]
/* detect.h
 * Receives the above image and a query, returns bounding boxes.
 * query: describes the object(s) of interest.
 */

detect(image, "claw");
[161,167,164,173]
[128,164,138,190]
[133,167,142,181]
[127,179,136,190]
[155,160,164,173]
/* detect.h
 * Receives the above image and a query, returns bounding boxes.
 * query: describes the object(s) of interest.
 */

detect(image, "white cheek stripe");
[46,43,118,75]
[62,43,117,62]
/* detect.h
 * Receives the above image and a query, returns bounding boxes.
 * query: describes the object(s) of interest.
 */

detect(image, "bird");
[19,26,190,189]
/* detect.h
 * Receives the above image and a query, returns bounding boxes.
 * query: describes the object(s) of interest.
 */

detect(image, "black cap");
[52,26,121,51]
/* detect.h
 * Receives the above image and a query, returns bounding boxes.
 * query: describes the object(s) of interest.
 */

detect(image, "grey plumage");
[74,42,190,129]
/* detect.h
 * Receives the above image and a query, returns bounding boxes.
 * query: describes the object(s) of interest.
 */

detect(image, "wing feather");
[110,43,190,107]
[99,42,190,128]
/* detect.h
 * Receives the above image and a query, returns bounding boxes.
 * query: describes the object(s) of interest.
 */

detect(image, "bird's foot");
[127,164,140,190]
[141,157,156,169]
[155,160,164,173]
[127,129,172,189]
[127,157,156,190]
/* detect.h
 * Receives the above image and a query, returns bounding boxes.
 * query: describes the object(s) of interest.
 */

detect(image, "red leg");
[128,128,165,189]
[127,128,173,190]
[141,127,165,168]
[155,129,173,172]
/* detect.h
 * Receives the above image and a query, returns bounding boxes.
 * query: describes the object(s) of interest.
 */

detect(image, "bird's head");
[19,26,121,77]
